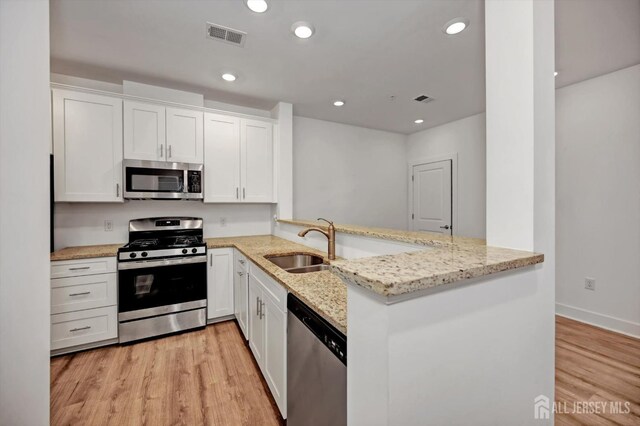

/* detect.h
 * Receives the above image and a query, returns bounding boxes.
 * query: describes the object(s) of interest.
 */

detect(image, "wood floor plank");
[555,316,640,426]
[51,321,283,426]
[51,316,639,425]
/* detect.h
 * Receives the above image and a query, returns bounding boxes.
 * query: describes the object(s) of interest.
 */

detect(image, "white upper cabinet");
[204,113,274,203]
[52,89,123,203]
[123,101,166,161]
[204,113,241,202]
[241,119,274,202]
[123,102,203,164]
[166,107,203,164]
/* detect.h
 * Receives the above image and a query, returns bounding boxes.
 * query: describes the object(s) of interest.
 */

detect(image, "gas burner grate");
[128,239,159,248]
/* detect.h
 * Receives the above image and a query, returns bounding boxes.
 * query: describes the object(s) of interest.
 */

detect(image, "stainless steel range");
[117,217,207,343]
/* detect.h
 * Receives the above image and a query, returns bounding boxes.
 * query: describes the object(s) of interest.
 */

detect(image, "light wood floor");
[50,321,284,426]
[51,317,640,425]
[555,316,640,425]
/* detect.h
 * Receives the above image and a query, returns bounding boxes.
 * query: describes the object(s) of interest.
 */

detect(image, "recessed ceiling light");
[414,119,424,124]
[554,71,558,77]
[246,0,268,13]
[333,100,345,107]
[443,18,469,35]
[222,73,236,82]
[292,22,315,39]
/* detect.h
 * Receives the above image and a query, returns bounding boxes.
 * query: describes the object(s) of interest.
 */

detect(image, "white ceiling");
[50,0,486,134]
[50,0,639,135]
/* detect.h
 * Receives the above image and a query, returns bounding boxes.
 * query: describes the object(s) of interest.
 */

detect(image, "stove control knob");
[141,252,148,258]
[191,248,197,253]
[182,249,188,254]
[129,252,137,259]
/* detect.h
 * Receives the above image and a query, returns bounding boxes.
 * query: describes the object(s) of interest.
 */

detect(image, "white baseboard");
[556,303,640,338]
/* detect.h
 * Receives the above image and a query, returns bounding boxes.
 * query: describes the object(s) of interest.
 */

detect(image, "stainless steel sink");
[265,253,329,273]
[286,264,331,274]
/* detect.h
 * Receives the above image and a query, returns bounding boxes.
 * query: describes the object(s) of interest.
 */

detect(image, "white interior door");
[412,160,452,234]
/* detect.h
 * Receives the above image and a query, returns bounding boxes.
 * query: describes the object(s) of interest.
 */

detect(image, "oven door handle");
[118,256,207,270]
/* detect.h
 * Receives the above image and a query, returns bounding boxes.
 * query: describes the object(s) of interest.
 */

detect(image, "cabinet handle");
[69,266,90,271]
[239,260,245,265]
[69,291,91,297]
[243,188,246,199]
[116,183,120,197]
[260,300,265,320]
[168,145,172,158]
[70,326,91,332]
[160,144,164,158]
[237,271,244,276]
[256,296,261,317]
[236,187,239,199]
[210,253,213,267]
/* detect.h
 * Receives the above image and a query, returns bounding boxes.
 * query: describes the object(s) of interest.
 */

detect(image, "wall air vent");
[206,22,247,47]
[414,95,434,104]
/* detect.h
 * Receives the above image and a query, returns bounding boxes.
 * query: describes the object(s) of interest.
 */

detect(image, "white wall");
[292,116,407,229]
[406,113,486,239]
[556,64,640,336]
[54,202,272,249]
[0,1,51,424]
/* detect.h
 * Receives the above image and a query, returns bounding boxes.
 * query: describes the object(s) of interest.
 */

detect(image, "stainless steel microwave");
[123,160,203,200]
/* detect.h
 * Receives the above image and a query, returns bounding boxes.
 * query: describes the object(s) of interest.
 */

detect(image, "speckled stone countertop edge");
[277,219,485,248]
[50,244,124,261]
[330,253,544,297]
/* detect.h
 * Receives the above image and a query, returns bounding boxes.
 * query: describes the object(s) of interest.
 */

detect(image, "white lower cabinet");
[51,306,117,351]
[234,251,249,340]
[50,257,118,354]
[247,261,287,418]
[207,248,234,320]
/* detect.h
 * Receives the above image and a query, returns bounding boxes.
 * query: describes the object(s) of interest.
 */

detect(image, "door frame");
[407,153,458,235]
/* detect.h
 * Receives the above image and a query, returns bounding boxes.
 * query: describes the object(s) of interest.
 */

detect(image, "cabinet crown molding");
[50,82,277,124]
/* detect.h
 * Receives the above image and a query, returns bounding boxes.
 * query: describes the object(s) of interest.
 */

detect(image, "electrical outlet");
[220,217,227,227]
[585,277,596,291]
[104,220,113,232]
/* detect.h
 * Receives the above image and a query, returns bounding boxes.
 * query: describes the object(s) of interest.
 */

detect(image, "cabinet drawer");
[51,273,117,314]
[51,306,118,350]
[250,262,287,312]
[51,257,117,279]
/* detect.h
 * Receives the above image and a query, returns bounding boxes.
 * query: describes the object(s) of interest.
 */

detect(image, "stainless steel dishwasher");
[287,293,347,426]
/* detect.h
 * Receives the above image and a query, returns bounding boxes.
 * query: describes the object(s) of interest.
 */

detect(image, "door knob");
[440,225,451,230]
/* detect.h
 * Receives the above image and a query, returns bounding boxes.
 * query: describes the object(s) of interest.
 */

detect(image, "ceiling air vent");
[414,95,434,104]
[206,22,247,47]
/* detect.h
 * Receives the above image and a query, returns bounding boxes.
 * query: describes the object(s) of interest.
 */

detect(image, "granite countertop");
[50,243,123,261]
[279,219,544,297]
[50,236,347,334]
[207,235,346,334]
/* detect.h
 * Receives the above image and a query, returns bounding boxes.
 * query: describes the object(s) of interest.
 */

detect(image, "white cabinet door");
[207,248,234,320]
[248,274,265,368]
[241,119,274,202]
[123,101,166,161]
[204,113,241,202]
[52,89,123,202]
[234,254,249,340]
[166,107,203,164]
[263,295,287,417]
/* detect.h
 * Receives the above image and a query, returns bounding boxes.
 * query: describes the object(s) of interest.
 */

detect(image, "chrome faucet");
[297,218,336,260]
